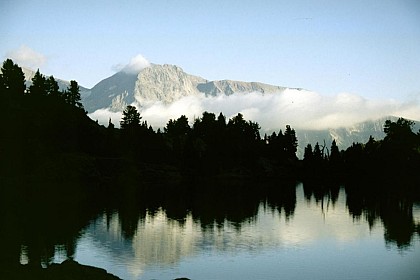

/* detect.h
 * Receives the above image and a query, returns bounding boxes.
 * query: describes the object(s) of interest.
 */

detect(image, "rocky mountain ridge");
[17,63,419,157]
[83,64,287,112]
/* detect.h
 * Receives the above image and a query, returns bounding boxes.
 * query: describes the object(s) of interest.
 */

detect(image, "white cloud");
[88,108,123,127]
[89,90,420,131]
[113,54,151,74]
[6,45,47,69]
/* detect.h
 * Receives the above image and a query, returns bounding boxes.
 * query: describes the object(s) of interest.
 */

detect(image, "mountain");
[296,116,420,157]
[82,71,138,112]
[83,64,287,112]
[81,63,419,156]
[20,63,417,157]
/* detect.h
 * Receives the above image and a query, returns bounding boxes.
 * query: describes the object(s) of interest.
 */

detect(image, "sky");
[1,0,420,98]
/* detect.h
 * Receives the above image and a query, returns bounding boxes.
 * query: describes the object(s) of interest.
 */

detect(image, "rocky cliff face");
[133,64,206,105]
[83,64,288,112]
[197,80,285,96]
[83,71,138,112]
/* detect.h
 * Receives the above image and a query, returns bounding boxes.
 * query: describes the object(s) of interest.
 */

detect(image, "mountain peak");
[82,63,288,112]
[133,64,206,105]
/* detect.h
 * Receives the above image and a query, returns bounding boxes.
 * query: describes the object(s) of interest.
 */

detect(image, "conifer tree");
[108,118,115,129]
[329,139,340,163]
[284,125,298,159]
[45,75,60,97]
[1,59,25,96]
[120,105,141,130]
[217,112,226,128]
[303,143,313,162]
[313,142,323,162]
[29,69,46,95]
[65,80,83,109]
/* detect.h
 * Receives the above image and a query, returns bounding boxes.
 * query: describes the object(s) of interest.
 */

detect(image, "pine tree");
[65,80,83,109]
[313,142,323,162]
[1,59,26,96]
[217,112,226,128]
[108,118,115,129]
[45,75,60,97]
[29,69,47,95]
[303,143,313,162]
[284,125,298,159]
[120,105,141,130]
[329,139,340,164]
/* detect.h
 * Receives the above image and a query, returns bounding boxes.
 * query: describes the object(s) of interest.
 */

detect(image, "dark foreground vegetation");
[2,59,420,187]
[1,59,420,278]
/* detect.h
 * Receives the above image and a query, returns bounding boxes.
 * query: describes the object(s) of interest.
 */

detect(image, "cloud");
[113,54,150,74]
[88,108,123,127]
[89,89,420,132]
[6,45,47,69]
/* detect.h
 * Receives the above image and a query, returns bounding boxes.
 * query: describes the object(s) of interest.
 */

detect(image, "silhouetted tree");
[303,143,313,162]
[343,142,365,174]
[163,115,191,161]
[107,118,115,129]
[193,111,217,140]
[284,125,298,159]
[45,75,60,97]
[64,80,83,109]
[29,69,46,96]
[191,112,216,158]
[329,139,340,163]
[120,105,141,130]
[216,112,227,135]
[364,135,380,161]
[381,117,419,176]
[384,118,415,141]
[165,115,190,137]
[265,125,298,163]
[225,113,261,165]
[276,130,286,159]
[1,59,25,102]
[217,112,226,129]
[227,113,260,142]
[313,142,323,162]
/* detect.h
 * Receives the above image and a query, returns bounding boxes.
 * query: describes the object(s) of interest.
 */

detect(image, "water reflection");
[1,179,419,279]
[344,180,420,248]
[0,181,96,267]
[76,183,419,279]
[80,180,297,277]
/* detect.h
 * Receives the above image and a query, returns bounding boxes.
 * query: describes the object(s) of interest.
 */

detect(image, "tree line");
[2,58,420,187]
[115,104,299,178]
[1,58,83,109]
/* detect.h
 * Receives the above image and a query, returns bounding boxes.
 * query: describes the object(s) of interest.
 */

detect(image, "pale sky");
[1,0,420,101]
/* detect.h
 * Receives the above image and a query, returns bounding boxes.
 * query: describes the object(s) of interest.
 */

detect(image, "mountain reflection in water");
[1,180,419,279]
[73,182,420,280]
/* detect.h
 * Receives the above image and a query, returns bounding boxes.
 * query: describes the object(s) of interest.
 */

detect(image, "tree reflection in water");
[0,178,419,270]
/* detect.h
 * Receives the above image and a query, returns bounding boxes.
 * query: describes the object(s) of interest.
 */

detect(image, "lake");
[24,182,418,280]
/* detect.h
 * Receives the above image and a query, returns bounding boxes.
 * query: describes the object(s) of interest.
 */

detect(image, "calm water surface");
[48,183,420,280]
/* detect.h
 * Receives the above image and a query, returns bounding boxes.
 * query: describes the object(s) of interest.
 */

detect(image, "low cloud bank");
[89,109,123,127]
[89,89,420,132]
